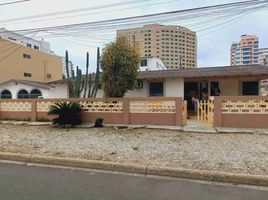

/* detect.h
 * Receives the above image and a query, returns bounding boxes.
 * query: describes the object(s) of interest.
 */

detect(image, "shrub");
[48,102,82,127]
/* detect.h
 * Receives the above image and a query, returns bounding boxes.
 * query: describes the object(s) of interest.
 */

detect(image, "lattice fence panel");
[37,101,55,112]
[0,102,32,112]
[80,100,123,113]
[222,99,268,114]
[129,101,175,113]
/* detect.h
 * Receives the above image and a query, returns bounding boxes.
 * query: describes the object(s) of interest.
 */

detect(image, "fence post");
[183,100,187,126]
[175,98,183,126]
[214,97,222,127]
[31,99,37,122]
[123,99,130,125]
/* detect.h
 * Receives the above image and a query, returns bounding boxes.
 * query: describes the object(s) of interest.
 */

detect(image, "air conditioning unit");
[47,73,52,78]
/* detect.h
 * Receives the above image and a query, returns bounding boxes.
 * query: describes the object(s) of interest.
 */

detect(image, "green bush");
[48,102,82,127]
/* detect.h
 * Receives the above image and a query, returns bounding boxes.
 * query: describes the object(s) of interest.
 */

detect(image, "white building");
[62,58,74,78]
[0,28,53,54]
[0,79,68,99]
[139,57,166,71]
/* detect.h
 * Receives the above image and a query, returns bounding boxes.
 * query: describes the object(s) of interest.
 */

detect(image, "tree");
[101,36,140,97]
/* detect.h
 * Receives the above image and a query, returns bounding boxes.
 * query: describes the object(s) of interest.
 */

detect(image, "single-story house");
[95,64,268,100]
[0,79,69,99]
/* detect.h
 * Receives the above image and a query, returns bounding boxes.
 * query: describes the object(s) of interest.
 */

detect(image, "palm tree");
[48,102,82,127]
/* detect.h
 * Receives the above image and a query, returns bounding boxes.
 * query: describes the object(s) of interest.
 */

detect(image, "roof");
[137,65,268,79]
[0,79,68,89]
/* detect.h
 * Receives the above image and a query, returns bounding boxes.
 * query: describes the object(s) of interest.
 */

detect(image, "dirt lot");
[0,124,267,175]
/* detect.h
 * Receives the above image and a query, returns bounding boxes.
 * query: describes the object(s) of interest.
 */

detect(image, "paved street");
[0,161,267,200]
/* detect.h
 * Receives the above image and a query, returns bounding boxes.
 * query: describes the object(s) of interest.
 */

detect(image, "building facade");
[0,28,53,54]
[259,48,268,65]
[117,24,197,69]
[0,79,68,99]
[139,57,166,71]
[0,30,63,83]
[230,35,259,66]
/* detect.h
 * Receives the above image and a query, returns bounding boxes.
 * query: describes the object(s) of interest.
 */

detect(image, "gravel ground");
[0,124,268,175]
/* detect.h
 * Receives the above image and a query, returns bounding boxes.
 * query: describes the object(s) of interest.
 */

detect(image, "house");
[95,64,268,100]
[0,79,69,99]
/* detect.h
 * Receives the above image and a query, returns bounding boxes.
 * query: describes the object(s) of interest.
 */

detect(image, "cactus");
[65,49,100,98]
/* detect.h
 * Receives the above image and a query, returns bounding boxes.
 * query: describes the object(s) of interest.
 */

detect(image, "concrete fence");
[214,96,268,128]
[0,97,183,126]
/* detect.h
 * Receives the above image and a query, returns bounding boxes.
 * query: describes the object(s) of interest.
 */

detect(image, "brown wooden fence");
[0,97,183,126]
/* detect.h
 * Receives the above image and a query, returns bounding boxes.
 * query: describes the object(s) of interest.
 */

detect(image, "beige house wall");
[0,39,62,83]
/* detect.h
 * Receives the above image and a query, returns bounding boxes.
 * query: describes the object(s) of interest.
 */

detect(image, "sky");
[1,0,268,72]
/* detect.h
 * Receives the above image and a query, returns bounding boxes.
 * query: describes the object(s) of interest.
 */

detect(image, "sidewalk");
[1,120,268,134]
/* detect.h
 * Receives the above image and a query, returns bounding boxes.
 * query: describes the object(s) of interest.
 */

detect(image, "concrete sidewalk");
[1,120,268,134]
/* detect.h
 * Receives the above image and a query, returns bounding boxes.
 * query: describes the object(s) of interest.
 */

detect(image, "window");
[149,82,164,96]
[140,59,147,66]
[24,73,32,77]
[30,89,42,99]
[17,89,29,99]
[27,43,32,48]
[23,54,31,59]
[0,90,12,99]
[242,81,259,95]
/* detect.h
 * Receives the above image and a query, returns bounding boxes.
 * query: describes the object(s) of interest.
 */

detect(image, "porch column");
[208,81,211,97]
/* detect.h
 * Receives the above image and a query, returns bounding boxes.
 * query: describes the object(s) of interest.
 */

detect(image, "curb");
[1,152,268,187]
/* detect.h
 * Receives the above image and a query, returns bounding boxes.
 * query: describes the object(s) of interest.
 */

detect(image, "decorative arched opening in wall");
[0,90,12,99]
[17,89,29,99]
[30,89,42,99]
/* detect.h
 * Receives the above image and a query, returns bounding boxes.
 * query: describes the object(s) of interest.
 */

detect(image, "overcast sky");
[1,0,268,71]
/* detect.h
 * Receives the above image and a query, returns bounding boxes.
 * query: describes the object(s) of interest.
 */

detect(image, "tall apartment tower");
[117,24,197,69]
[259,48,268,65]
[230,35,259,66]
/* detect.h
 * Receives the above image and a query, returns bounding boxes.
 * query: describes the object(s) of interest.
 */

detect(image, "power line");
[0,0,151,24]
[0,0,180,27]
[5,0,266,35]
[0,0,30,7]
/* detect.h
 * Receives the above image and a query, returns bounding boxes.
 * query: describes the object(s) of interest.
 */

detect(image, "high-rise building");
[117,24,197,69]
[259,48,268,65]
[230,35,259,66]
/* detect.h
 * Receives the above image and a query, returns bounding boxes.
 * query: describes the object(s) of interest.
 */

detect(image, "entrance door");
[242,81,259,95]
[184,82,198,112]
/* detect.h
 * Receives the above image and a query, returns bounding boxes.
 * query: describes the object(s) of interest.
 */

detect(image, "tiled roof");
[137,65,268,79]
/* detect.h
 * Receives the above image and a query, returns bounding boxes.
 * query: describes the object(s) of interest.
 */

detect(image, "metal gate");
[197,100,214,126]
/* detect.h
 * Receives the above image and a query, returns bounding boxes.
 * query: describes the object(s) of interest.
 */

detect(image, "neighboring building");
[230,35,259,66]
[117,24,197,69]
[259,48,268,65]
[139,57,166,71]
[62,57,74,78]
[95,65,268,98]
[0,30,63,83]
[0,79,68,99]
[0,28,53,54]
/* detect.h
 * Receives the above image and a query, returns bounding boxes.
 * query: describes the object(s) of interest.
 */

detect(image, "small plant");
[36,117,51,122]
[48,102,82,127]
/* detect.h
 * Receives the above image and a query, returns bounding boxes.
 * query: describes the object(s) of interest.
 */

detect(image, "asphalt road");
[0,161,267,200]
